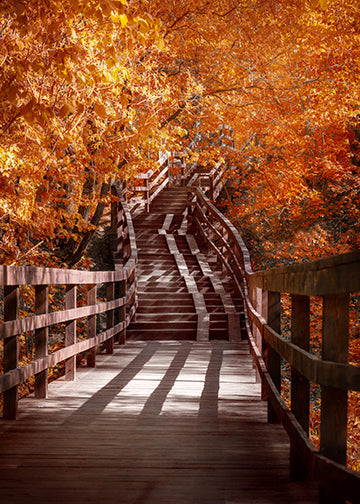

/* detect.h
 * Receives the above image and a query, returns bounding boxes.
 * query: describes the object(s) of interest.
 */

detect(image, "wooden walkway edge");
[0,340,318,503]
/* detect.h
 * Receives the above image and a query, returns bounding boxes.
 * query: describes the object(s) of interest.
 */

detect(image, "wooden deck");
[0,340,318,504]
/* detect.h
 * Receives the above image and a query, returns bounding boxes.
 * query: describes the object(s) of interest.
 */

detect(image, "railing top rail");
[113,182,137,272]
[190,187,360,296]
[1,185,137,286]
[250,249,360,296]
[0,265,127,286]
[189,186,360,502]
[189,187,253,273]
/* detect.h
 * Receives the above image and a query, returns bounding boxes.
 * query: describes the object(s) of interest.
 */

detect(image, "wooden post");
[265,291,281,423]
[35,285,49,399]
[118,279,127,345]
[252,287,262,384]
[86,284,97,367]
[3,285,19,419]
[105,282,115,354]
[260,290,268,400]
[145,177,150,213]
[65,285,77,381]
[319,293,349,504]
[111,186,119,253]
[209,174,214,200]
[290,294,310,480]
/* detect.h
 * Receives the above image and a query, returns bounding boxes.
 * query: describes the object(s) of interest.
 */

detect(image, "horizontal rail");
[250,250,360,296]
[129,153,169,212]
[0,266,127,286]
[187,186,360,504]
[0,183,137,420]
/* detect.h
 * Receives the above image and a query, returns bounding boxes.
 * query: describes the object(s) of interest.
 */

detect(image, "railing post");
[260,289,268,399]
[145,177,150,213]
[86,284,97,367]
[265,291,281,423]
[3,285,19,419]
[118,279,127,345]
[209,174,214,200]
[290,294,310,480]
[65,285,77,381]
[319,293,349,504]
[35,285,49,398]
[252,286,263,384]
[105,282,115,354]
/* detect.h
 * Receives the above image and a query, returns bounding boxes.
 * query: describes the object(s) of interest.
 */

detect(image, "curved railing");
[188,186,360,504]
[0,183,137,420]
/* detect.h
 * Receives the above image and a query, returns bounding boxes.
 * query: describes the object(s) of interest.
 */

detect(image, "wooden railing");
[214,123,236,149]
[188,187,360,504]
[130,152,169,212]
[194,161,226,200]
[0,183,137,420]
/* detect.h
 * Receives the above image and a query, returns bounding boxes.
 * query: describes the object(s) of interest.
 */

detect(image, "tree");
[1,0,359,269]
[145,0,360,266]
[0,0,197,265]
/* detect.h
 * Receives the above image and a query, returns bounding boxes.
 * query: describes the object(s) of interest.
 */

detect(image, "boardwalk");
[0,340,318,503]
[0,186,324,503]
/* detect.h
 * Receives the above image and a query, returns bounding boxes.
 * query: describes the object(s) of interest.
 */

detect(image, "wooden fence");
[0,184,137,420]
[188,186,360,504]
[129,123,235,211]
[130,152,169,212]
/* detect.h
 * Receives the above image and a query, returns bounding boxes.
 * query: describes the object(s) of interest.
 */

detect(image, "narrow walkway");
[0,188,319,503]
[128,187,243,342]
[0,341,318,503]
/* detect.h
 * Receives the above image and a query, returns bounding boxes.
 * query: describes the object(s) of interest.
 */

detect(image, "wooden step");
[136,305,195,313]
[129,320,197,330]
[135,313,197,322]
[126,328,197,340]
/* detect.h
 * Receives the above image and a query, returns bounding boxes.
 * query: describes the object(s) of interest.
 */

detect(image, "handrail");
[0,183,137,420]
[188,186,360,504]
[129,152,169,212]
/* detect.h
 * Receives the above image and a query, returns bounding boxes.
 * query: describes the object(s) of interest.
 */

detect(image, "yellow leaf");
[319,0,329,8]
[59,102,76,119]
[77,103,85,115]
[94,101,107,118]
[5,85,18,104]
[111,12,128,28]
[138,19,150,34]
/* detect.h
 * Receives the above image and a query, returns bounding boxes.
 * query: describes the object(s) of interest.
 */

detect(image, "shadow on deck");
[0,340,318,504]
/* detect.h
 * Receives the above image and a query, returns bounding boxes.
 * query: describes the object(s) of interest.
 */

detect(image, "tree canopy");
[0,0,359,266]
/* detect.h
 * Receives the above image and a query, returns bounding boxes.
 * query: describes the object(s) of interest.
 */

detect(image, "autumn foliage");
[1,0,359,267]
[0,0,359,472]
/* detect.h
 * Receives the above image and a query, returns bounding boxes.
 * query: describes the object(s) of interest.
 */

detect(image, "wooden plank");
[0,321,129,394]
[118,280,127,345]
[186,234,241,340]
[3,285,19,419]
[0,296,127,340]
[164,234,209,341]
[149,166,169,190]
[65,285,77,381]
[105,282,115,354]
[290,294,310,480]
[0,264,128,286]
[34,285,49,399]
[261,324,360,391]
[266,291,281,423]
[86,285,97,367]
[0,341,319,504]
[250,250,360,296]
[319,293,349,504]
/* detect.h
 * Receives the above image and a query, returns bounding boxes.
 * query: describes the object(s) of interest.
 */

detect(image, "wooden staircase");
[127,187,245,342]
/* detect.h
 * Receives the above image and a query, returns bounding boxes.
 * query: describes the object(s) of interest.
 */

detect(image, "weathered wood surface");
[0,340,318,504]
[127,187,244,342]
[188,186,360,503]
